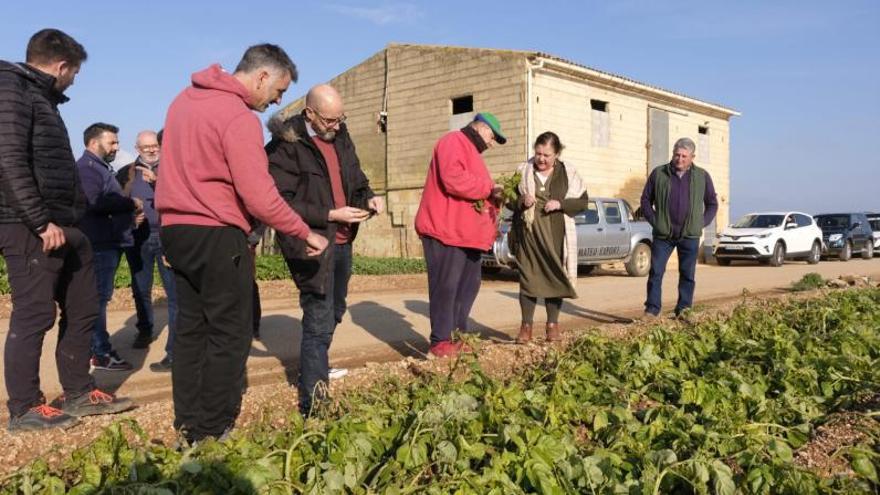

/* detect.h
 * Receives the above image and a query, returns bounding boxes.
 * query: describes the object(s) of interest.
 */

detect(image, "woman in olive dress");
[510,132,589,343]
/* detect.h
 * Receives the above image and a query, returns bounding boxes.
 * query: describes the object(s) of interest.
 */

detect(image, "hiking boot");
[674,309,695,325]
[61,389,134,417]
[90,351,133,372]
[428,341,472,358]
[132,332,153,349]
[545,323,562,342]
[641,311,660,320]
[8,404,80,433]
[149,355,173,373]
[516,323,533,344]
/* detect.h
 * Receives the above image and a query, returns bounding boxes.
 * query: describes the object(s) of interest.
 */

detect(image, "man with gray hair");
[639,137,718,319]
[116,130,178,372]
[156,44,328,443]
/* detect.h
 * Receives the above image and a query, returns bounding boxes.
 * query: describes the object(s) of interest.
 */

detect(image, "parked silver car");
[483,198,653,276]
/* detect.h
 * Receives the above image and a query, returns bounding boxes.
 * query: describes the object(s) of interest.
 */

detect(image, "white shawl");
[517,159,586,288]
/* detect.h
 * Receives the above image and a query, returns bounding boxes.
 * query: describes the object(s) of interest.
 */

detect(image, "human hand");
[39,223,66,252]
[132,197,144,212]
[367,196,385,215]
[523,194,536,208]
[329,206,371,224]
[136,166,157,184]
[543,199,561,213]
[134,211,146,227]
[305,232,329,257]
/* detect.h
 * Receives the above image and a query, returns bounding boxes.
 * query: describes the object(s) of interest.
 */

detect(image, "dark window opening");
[698,126,709,134]
[452,95,473,115]
[590,99,608,112]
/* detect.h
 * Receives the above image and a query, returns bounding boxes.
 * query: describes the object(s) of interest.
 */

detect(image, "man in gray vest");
[639,137,718,318]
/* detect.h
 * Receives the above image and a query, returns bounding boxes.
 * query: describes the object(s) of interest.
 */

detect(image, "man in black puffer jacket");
[0,29,132,433]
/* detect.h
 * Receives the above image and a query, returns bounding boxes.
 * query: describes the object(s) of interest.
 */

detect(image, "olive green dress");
[510,163,589,299]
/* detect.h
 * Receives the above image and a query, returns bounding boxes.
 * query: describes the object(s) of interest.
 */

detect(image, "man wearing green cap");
[415,112,506,358]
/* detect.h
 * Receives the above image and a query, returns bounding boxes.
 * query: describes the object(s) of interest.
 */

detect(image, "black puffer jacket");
[266,112,374,294]
[0,61,86,232]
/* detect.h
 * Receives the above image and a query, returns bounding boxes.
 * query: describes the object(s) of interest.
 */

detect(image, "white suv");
[714,211,823,266]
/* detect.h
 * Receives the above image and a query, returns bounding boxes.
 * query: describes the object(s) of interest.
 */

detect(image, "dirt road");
[1,258,878,409]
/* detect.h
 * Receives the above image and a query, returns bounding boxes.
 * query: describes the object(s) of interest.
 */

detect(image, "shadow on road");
[403,299,513,343]
[349,301,429,357]
[248,313,301,385]
[497,291,633,324]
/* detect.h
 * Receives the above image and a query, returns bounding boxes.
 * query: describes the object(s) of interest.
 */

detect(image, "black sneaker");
[149,355,173,373]
[90,351,133,371]
[132,332,153,349]
[8,404,80,433]
[61,389,134,417]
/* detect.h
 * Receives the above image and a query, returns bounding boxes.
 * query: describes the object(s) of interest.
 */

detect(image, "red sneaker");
[429,341,472,358]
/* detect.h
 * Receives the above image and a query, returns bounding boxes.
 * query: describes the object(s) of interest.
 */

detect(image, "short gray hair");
[673,137,696,155]
[234,44,298,81]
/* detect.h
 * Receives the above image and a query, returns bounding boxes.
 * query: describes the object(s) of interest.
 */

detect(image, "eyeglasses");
[308,107,347,127]
[137,144,160,151]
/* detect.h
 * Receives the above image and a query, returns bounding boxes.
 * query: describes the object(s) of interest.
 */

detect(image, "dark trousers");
[125,233,177,356]
[0,224,97,417]
[645,237,700,315]
[91,248,121,357]
[421,236,482,345]
[294,243,352,413]
[161,225,253,440]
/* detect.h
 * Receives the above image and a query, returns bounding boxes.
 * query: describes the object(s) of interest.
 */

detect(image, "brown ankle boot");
[516,323,533,344]
[545,323,562,342]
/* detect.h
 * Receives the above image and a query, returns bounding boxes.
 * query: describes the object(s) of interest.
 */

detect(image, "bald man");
[266,84,382,414]
[116,130,178,372]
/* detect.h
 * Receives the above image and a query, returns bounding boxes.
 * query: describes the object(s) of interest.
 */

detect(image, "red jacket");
[156,64,309,240]
[415,129,497,250]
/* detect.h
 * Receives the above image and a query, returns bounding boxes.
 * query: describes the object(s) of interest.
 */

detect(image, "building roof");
[387,43,740,118]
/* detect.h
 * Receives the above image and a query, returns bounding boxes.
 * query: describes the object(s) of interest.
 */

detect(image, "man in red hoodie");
[156,44,328,443]
[415,113,506,358]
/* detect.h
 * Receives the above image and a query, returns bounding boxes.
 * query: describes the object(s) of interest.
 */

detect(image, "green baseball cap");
[473,112,507,144]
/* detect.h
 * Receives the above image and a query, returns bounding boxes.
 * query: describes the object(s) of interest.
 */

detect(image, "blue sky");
[2,0,878,219]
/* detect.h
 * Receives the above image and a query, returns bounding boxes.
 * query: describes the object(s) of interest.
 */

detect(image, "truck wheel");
[577,264,596,276]
[769,242,785,267]
[863,242,874,260]
[482,266,502,275]
[807,241,821,265]
[625,242,651,277]
[716,257,731,266]
[839,241,852,261]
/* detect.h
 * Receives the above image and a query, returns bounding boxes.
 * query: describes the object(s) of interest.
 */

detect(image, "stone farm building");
[269,43,739,258]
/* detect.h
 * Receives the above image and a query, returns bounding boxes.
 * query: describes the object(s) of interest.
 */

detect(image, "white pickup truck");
[483,197,653,277]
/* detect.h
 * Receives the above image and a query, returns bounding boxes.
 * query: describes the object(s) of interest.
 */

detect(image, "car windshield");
[815,215,849,229]
[732,215,784,229]
[869,219,880,232]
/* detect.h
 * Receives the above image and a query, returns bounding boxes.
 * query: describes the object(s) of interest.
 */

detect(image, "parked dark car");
[814,212,874,261]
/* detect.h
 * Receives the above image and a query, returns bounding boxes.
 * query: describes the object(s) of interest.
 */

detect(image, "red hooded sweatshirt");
[415,129,497,250]
[156,64,310,240]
